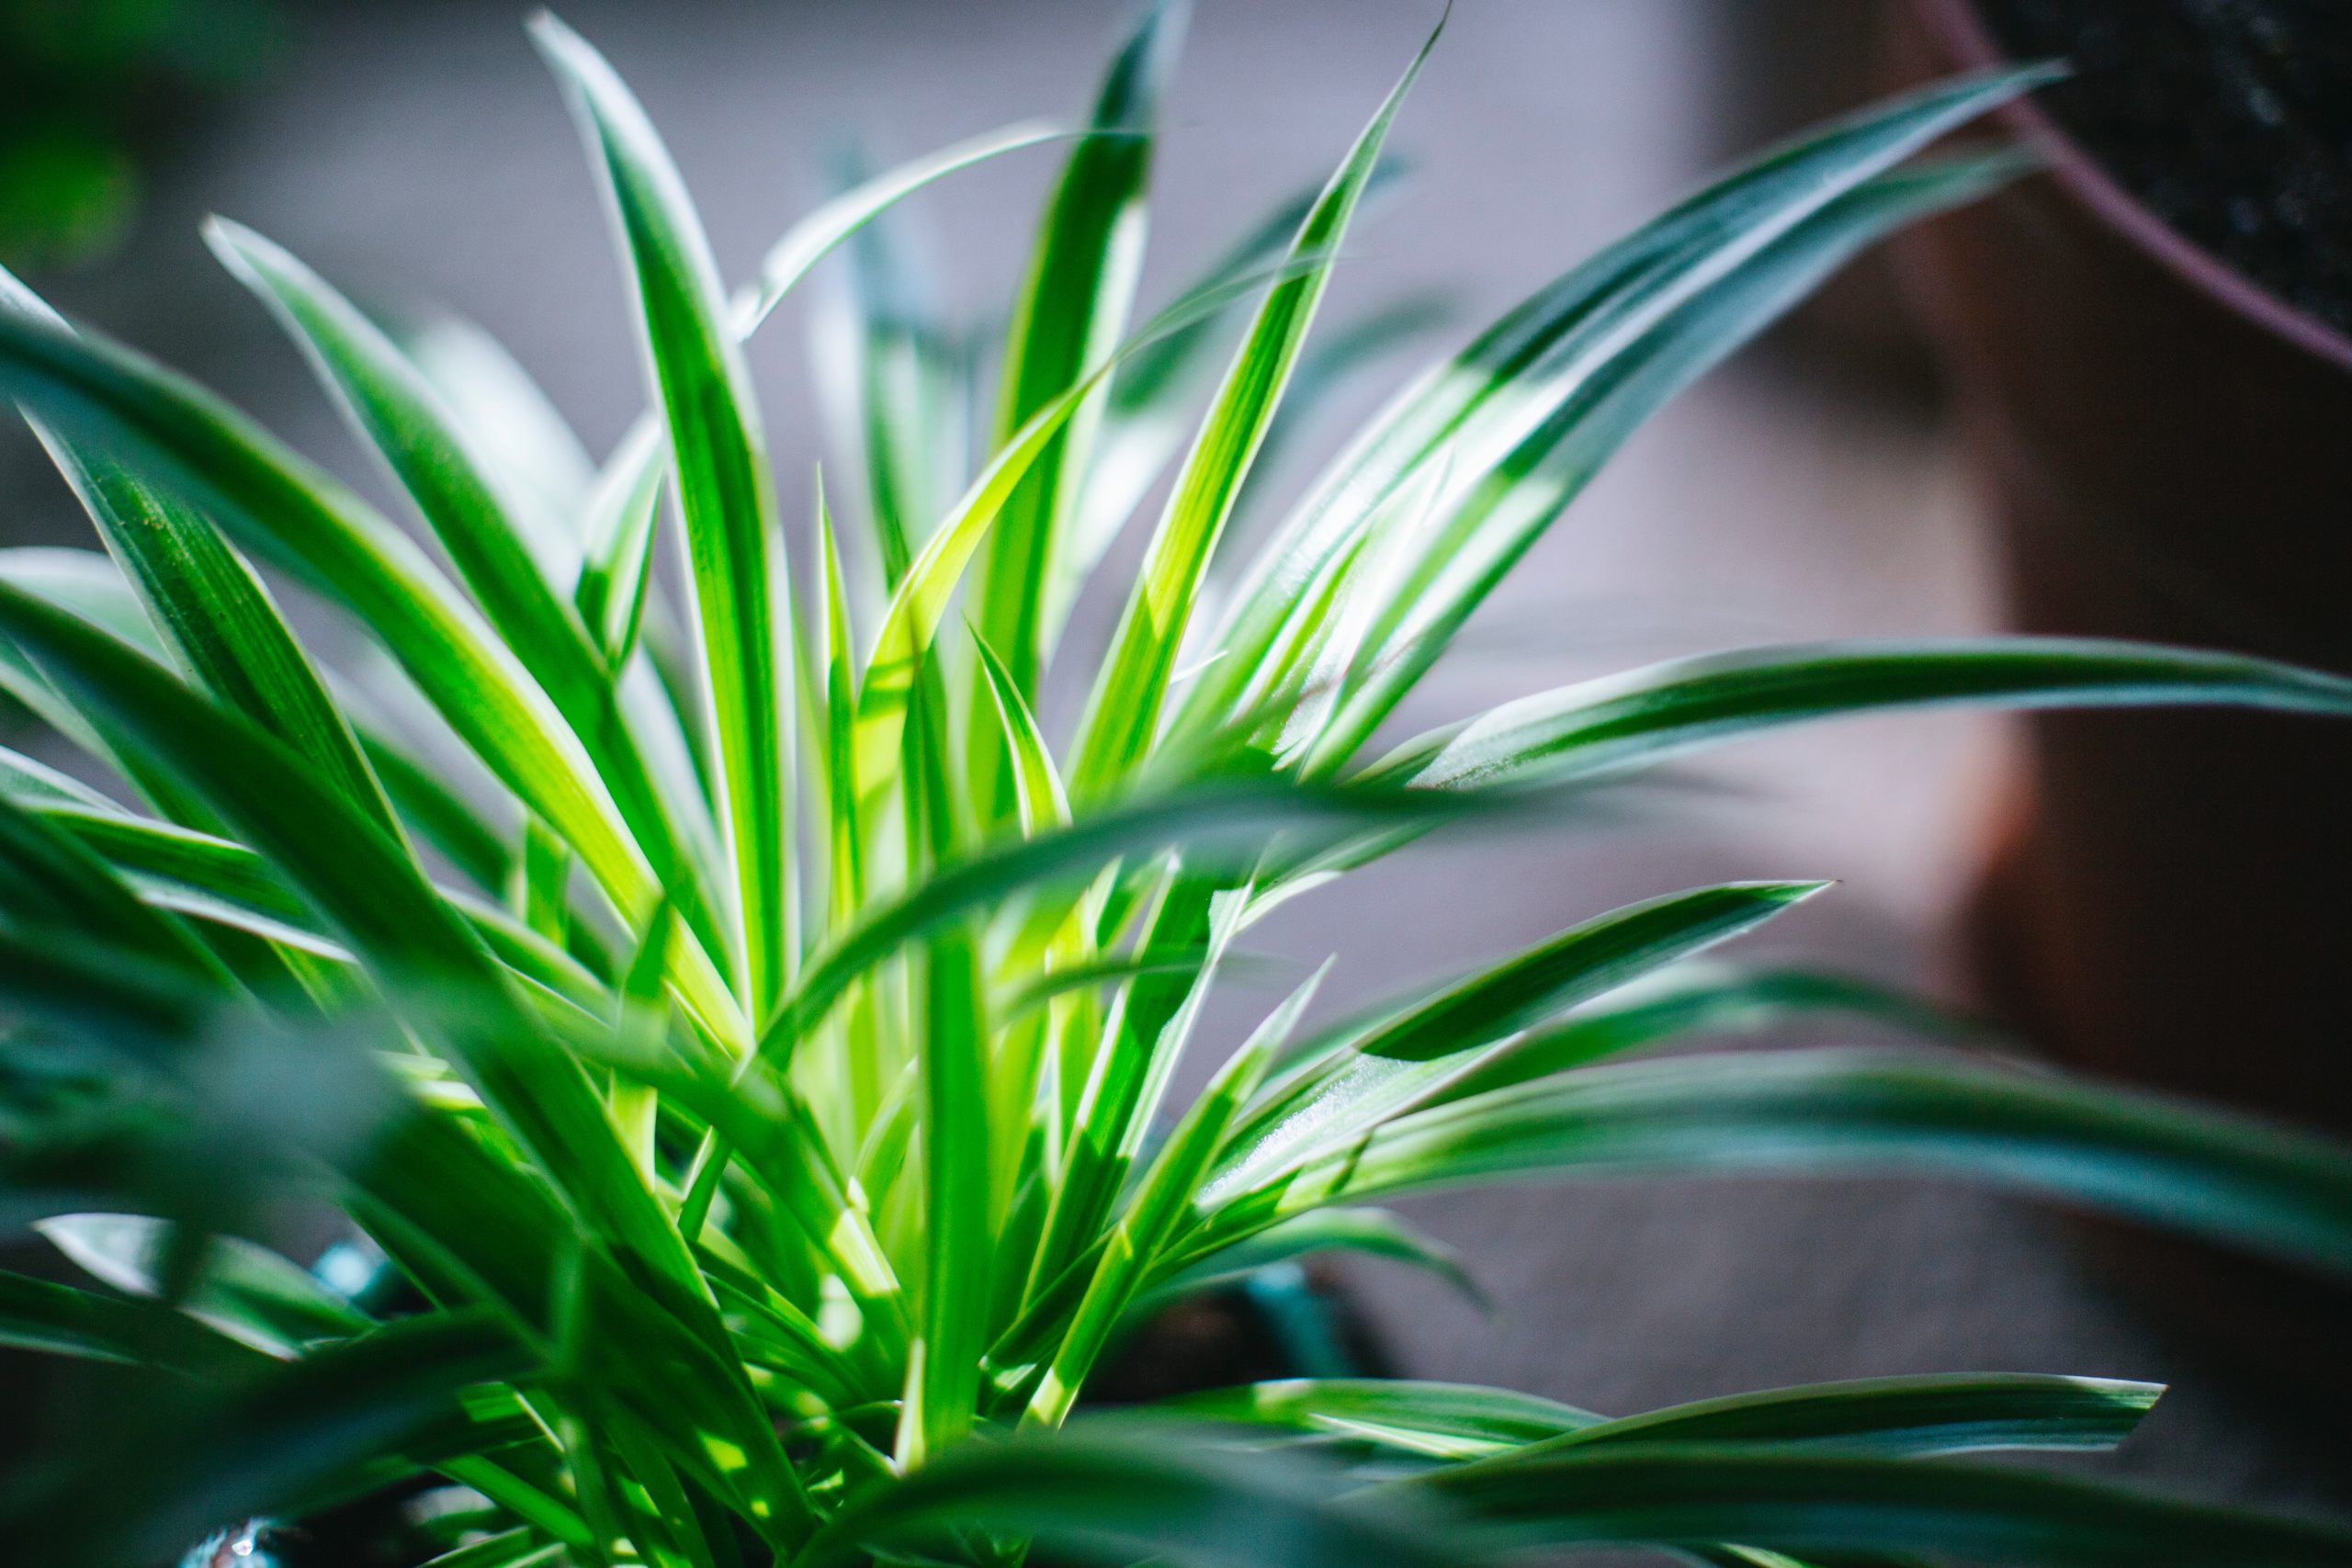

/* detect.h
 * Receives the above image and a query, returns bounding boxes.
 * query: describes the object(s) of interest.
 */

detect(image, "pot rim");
[1917,0,2352,374]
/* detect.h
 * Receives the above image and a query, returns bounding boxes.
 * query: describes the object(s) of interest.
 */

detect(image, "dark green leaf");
[1419,1443,2352,1566]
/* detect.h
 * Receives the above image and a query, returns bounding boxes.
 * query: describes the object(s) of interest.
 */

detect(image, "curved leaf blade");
[1419,1443,2352,1566]
[971,0,1182,811]
[1180,67,2056,753]
[797,1425,1472,1568]
[0,310,667,966]
[534,10,794,1017]
[1374,637,2352,793]
[1,267,402,841]
[1068,16,1441,803]
[1210,881,1830,1201]
[1224,1047,2352,1281]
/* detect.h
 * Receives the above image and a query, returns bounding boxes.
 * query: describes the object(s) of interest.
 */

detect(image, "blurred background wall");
[2,0,2345,1528]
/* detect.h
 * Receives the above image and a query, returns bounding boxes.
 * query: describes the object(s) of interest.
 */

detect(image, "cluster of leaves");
[3,6,2352,1566]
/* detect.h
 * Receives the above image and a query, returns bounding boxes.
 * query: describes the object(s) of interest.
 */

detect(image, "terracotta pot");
[1886,1,2352,1386]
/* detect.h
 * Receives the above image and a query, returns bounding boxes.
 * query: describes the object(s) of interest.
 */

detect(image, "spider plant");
[4,6,2352,1566]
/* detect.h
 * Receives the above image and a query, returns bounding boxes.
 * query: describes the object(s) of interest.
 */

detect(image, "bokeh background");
[4,0,2346,1529]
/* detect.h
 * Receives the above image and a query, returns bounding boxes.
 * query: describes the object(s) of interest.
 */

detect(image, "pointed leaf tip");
[525,9,605,93]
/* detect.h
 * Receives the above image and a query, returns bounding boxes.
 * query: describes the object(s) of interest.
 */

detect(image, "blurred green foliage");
[0,0,280,270]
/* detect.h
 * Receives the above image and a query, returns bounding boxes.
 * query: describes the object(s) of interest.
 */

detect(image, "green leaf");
[969,626,1087,1262]
[36,1212,367,1355]
[0,544,520,897]
[1216,1047,2352,1280]
[972,626,1074,836]
[766,774,1511,1062]
[202,220,599,709]
[1527,1372,2164,1459]
[0,907,211,1043]
[0,546,267,834]
[796,1424,1472,1568]
[1061,158,1402,628]
[1428,963,1989,1109]
[573,115,1073,635]
[204,222,724,939]
[970,0,1182,821]
[1239,293,1453,509]
[1182,1371,2160,1467]
[0,791,219,982]
[1180,67,2054,754]
[821,137,967,590]
[1068,16,1440,803]
[42,428,401,840]
[534,10,795,1018]
[0,586,752,1363]
[33,799,604,1010]
[1137,1207,1483,1317]
[0,304,695,1013]
[419,1526,566,1568]
[910,913,991,1456]
[572,417,666,662]
[359,728,515,895]
[639,1060,904,1307]
[1169,1377,1601,1456]
[1418,1442,2352,1565]
[1036,876,1242,1305]
[1372,637,2352,792]
[1025,956,1316,1427]
[0,741,116,810]
[514,815,572,944]
[0,545,155,657]
[387,303,594,576]
[2,266,403,841]
[739,121,1073,342]
[1000,946,1255,1022]
[345,1103,806,1544]
[1299,154,2035,773]
[0,1268,262,1370]
[6,1309,529,1565]
[1211,881,1829,1201]
[813,487,864,919]
[841,245,1340,841]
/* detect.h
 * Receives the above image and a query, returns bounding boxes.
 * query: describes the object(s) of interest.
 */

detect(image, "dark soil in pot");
[1974,0,2352,337]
